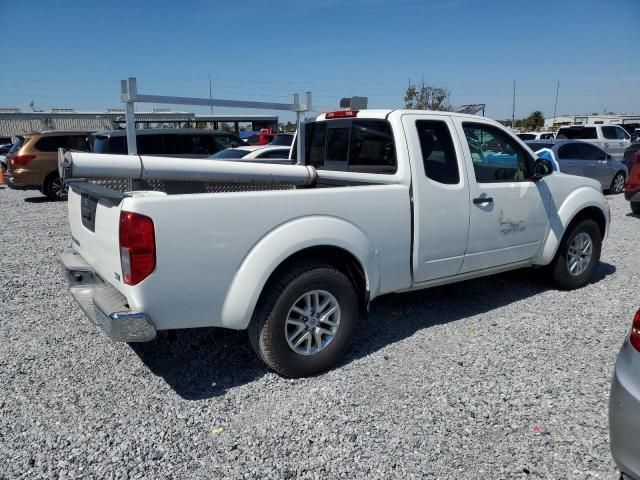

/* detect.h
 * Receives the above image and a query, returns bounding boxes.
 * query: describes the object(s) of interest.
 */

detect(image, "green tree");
[523,111,544,130]
[404,83,451,111]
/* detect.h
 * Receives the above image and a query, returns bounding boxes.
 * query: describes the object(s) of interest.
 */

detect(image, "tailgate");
[67,183,126,295]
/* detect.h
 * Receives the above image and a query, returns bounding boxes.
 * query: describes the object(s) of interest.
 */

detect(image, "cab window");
[462,123,532,182]
[416,120,459,184]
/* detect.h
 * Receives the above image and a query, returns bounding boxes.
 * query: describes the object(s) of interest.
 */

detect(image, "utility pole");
[511,79,516,128]
[208,74,214,115]
[552,81,560,126]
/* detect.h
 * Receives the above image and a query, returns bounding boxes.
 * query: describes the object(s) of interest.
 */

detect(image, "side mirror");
[532,157,552,180]
[606,154,612,160]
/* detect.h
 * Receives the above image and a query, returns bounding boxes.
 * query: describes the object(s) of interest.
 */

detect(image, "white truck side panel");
[122,184,411,331]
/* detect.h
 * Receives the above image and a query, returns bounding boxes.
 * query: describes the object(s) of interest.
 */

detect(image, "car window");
[540,133,554,139]
[557,143,583,159]
[215,134,244,148]
[416,120,459,184]
[578,143,606,161]
[462,123,532,182]
[68,135,89,151]
[348,120,396,173]
[34,136,69,152]
[527,142,554,152]
[601,126,618,140]
[517,133,536,141]
[306,123,327,168]
[325,128,350,171]
[270,135,293,146]
[615,127,630,140]
[556,127,597,140]
[137,135,165,155]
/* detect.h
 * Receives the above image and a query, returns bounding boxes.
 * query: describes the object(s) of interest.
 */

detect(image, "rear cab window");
[556,127,598,140]
[304,118,397,174]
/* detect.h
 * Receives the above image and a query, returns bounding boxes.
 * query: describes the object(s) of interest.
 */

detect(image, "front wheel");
[249,262,358,377]
[550,219,602,290]
[43,173,67,201]
[609,172,625,194]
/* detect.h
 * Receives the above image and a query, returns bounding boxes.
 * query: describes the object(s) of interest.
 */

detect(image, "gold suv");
[7,131,90,200]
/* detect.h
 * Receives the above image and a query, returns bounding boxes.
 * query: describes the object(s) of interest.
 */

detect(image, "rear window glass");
[556,127,597,140]
[305,119,396,174]
[527,142,554,151]
[35,136,69,152]
[68,135,89,151]
[417,120,459,184]
[214,134,244,148]
[211,149,249,159]
[270,134,294,146]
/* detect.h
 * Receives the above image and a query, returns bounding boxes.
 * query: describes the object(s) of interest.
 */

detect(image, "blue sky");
[1,0,639,122]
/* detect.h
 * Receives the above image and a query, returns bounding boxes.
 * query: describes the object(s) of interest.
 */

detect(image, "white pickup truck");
[60,109,610,377]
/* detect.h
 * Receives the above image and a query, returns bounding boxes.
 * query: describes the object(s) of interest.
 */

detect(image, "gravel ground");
[0,186,638,479]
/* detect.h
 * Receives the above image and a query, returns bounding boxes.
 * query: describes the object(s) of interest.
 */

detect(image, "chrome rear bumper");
[60,253,156,342]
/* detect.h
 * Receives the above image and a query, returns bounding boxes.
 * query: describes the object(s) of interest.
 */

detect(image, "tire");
[550,219,602,290]
[631,202,640,215]
[609,172,626,195]
[43,173,67,201]
[248,261,358,378]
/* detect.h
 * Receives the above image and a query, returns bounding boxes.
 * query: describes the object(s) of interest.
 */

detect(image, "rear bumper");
[609,339,640,480]
[59,253,156,342]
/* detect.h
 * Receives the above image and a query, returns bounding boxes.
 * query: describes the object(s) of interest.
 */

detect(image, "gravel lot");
[1,186,638,479]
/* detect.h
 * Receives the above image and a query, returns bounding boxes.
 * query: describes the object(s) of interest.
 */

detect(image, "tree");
[523,111,544,130]
[404,83,451,111]
[284,121,296,132]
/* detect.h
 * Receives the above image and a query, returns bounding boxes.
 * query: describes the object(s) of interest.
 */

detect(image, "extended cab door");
[402,114,471,282]
[453,120,550,273]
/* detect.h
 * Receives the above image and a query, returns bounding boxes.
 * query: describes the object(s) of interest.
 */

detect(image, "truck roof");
[313,109,502,126]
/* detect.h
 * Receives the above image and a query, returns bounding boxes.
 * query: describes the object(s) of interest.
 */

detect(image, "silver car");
[526,140,628,194]
[610,309,640,479]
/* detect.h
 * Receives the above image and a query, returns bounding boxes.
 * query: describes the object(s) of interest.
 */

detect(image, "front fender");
[534,185,609,265]
[220,215,380,330]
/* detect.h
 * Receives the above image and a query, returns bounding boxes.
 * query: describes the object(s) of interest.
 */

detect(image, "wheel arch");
[220,216,380,330]
[535,187,608,266]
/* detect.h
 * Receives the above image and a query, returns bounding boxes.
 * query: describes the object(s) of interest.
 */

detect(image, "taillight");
[630,309,640,352]
[325,110,359,119]
[10,155,36,166]
[625,151,640,191]
[119,211,155,285]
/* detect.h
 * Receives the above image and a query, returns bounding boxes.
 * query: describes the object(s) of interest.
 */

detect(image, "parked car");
[516,132,555,141]
[622,140,640,172]
[0,143,13,155]
[210,145,291,162]
[60,109,609,377]
[270,133,295,146]
[624,148,640,215]
[90,129,245,157]
[6,131,91,200]
[556,124,631,161]
[609,308,640,480]
[526,140,628,194]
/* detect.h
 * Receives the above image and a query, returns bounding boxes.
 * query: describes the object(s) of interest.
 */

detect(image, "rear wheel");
[248,261,358,377]
[609,172,626,194]
[631,202,640,215]
[43,173,67,201]
[550,219,601,290]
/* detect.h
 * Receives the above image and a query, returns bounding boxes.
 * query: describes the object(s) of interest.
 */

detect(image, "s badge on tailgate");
[80,193,98,232]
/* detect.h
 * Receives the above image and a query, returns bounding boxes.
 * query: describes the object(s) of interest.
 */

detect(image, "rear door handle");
[473,196,493,204]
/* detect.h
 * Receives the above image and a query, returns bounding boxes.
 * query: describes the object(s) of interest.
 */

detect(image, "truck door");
[402,114,471,282]
[453,120,550,273]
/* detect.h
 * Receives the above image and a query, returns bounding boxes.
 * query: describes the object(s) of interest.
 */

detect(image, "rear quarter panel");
[122,184,411,331]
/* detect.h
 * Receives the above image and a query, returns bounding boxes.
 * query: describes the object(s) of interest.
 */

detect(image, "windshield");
[9,136,26,153]
[210,148,250,159]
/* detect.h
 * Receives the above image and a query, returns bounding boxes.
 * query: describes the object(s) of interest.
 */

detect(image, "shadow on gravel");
[626,213,639,218]
[132,262,616,400]
[24,196,53,203]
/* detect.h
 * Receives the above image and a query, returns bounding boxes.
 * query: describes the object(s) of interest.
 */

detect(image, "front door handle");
[473,196,494,204]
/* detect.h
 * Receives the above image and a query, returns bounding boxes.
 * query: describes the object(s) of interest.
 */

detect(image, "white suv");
[556,124,631,160]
